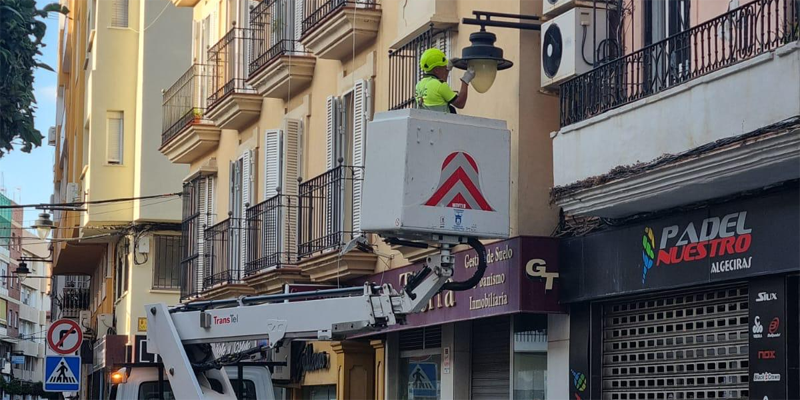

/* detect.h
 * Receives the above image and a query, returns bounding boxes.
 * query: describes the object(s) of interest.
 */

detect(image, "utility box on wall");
[362,109,510,239]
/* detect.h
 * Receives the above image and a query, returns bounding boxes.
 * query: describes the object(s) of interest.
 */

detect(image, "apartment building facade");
[548,0,800,399]
[162,0,566,398]
[51,0,193,397]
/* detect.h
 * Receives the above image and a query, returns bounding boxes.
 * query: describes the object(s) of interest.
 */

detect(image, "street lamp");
[454,11,542,93]
[13,261,31,279]
[452,31,513,93]
[31,212,53,240]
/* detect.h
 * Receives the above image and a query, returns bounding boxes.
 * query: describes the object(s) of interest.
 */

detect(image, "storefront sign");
[356,237,563,333]
[297,343,329,373]
[560,189,800,302]
[749,277,787,399]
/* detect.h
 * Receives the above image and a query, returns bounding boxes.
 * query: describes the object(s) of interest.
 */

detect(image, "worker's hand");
[461,66,476,84]
[447,58,459,71]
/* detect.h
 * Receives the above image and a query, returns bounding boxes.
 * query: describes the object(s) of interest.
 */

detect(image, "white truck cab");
[109,364,277,400]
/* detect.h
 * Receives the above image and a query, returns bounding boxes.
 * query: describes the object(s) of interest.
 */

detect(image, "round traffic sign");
[47,319,83,355]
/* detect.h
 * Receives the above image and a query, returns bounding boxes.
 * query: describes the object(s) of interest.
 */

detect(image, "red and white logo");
[425,152,493,211]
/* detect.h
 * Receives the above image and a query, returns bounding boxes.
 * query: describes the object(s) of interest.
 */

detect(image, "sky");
[0,2,60,225]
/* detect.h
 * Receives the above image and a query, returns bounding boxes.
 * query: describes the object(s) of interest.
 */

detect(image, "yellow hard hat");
[420,48,448,73]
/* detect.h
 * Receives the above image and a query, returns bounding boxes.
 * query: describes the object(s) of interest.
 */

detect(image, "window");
[388,28,451,110]
[115,238,130,300]
[513,314,548,399]
[111,0,129,28]
[137,381,176,400]
[153,236,181,290]
[0,262,6,288]
[106,111,123,164]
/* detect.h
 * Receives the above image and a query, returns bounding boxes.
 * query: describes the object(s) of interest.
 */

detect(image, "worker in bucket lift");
[416,48,475,113]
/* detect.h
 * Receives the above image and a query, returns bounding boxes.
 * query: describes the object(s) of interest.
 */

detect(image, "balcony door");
[644,0,691,91]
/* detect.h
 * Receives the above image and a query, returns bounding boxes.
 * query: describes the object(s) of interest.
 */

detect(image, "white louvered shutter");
[283,119,301,261]
[294,0,304,50]
[325,96,337,170]
[197,178,208,292]
[107,112,123,164]
[240,150,253,273]
[351,79,370,235]
[207,176,216,226]
[264,129,283,200]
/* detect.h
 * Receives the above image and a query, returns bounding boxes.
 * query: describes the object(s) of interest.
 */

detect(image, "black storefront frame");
[562,186,800,400]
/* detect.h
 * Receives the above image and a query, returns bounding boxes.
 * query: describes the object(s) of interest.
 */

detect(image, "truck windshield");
[136,379,255,400]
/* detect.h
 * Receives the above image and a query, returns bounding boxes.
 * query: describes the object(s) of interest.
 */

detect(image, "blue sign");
[44,355,80,392]
[11,355,24,365]
[408,362,438,398]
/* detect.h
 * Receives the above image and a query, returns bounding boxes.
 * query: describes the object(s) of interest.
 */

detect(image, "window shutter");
[351,80,370,235]
[283,119,301,197]
[106,111,123,164]
[240,150,253,272]
[326,96,337,170]
[111,0,129,28]
[264,129,283,200]
[197,178,208,291]
[294,0,304,49]
[207,176,216,226]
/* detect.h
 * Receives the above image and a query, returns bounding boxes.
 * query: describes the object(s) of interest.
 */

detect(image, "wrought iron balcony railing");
[180,180,202,300]
[301,0,379,37]
[297,165,362,258]
[207,27,258,110]
[56,287,90,319]
[203,217,247,290]
[560,0,800,127]
[388,26,450,110]
[245,194,298,276]
[162,63,213,146]
[249,0,309,75]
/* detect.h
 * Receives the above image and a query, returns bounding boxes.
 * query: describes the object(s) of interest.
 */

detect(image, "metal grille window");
[111,0,129,28]
[602,286,749,400]
[399,326,442,352]
[153,236,181,290]
[388,27,450,110]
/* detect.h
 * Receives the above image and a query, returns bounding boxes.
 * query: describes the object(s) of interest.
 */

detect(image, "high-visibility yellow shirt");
[415,75,458,112]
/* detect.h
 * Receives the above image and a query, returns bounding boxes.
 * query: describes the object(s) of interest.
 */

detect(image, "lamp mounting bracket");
[463,11,542,31]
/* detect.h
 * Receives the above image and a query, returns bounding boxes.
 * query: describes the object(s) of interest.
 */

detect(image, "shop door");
[471,316,510,400]
[602,285,749,399]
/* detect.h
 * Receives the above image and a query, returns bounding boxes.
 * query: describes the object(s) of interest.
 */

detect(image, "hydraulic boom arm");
[145,235,487,400]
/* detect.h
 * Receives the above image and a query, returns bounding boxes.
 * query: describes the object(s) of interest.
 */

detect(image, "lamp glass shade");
[35,226,50,240]
[468,59,498,93]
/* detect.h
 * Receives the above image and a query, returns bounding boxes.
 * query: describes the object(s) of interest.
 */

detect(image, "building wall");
[133,0,192,222]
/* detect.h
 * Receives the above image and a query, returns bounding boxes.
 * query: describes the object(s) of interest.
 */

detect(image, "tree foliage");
[0,375,59,399]
[0,0,68,157]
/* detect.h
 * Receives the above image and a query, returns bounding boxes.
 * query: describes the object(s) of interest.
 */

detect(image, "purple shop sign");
[357,236,564,332]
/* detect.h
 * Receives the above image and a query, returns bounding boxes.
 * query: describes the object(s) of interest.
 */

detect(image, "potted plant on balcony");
[192,108,203,124]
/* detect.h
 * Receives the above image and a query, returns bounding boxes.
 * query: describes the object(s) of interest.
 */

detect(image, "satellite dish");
[542,23,563,79]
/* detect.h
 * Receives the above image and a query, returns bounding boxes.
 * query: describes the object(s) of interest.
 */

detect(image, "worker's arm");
[451,80,469,109]
[450,68,475,109]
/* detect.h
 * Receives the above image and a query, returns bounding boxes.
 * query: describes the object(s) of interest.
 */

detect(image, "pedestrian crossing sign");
[44,355,81,392]
[408,362,438,398]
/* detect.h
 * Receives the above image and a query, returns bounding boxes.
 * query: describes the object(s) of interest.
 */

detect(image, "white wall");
[553,42,800,187]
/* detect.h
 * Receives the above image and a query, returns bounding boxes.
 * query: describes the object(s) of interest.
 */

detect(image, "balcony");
[171,0,200,7]
[206,27,262,131]
[202,218,254,299]
[552,0,800,218]
[297,165,376,282]
[247,0,315,99]
[300,0,381,61]
[55,287,90,319]
[160,64,221,164]
[243,194,310,292]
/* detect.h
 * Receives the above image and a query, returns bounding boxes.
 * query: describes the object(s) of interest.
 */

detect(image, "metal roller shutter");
[603,285,749,400]
[471,316,510,399]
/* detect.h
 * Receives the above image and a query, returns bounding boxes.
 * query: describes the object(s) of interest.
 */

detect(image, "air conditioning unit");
[66,182,81,203]
[48,126,56,146]
[543,0,574,17]
[541,7,608,90]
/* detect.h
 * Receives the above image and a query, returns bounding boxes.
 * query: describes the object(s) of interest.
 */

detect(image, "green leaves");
[0,0,69,157]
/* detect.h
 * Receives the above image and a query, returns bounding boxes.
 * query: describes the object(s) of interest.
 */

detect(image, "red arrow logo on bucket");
[424,152,494,211]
